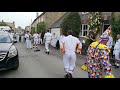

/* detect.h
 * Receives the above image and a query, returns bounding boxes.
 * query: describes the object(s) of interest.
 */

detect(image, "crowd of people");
[19,30,62,53]
[8,25,120,78]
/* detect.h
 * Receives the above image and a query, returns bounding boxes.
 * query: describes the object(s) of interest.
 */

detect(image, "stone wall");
[44,12,66,29]
[79,12,112,24]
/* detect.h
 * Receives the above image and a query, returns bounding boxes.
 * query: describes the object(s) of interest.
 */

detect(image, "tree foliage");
[0,22,7,26]
[109,15,120,40]
[88,12,103,37]
[31,27,35,35]
[37,22,45,33]
[60,12,81,37]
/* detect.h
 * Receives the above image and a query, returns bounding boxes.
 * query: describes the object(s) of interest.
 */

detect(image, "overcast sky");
[0,12,43,29]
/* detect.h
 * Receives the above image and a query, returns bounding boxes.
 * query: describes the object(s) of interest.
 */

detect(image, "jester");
[81,25,115,78]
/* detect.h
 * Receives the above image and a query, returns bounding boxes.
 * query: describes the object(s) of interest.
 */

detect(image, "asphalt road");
[0,42,88,78]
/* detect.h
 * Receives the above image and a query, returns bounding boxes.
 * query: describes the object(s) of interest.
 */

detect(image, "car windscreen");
[0,34,12,43]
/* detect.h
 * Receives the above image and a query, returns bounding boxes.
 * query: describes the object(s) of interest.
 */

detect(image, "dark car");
[0,31,19,70]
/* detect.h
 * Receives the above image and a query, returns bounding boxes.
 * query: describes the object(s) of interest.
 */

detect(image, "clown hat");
[99,25,112,44]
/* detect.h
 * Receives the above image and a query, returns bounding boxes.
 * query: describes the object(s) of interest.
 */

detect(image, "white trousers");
[34,39,38,45]
[114,50,120,66]
[21,36,24,43]
[63,51,76,74]
[17,35,19,42]
[40,38,44,44]
[26,39,32,49]
[45,41,50,52]
[40,39,43,44]
[51,39,56,47]
[38,38,40,44]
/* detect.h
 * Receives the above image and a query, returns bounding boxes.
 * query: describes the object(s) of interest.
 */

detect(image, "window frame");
[80,24,89,37]
[102,24,110,33]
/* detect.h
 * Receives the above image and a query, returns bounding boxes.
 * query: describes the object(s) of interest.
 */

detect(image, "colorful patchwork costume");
[81,25,114,78]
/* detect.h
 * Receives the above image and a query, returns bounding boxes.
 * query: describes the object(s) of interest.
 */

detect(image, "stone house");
[31,12,66,32]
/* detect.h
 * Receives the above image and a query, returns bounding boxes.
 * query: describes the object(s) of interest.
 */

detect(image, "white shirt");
[53,34,57,39]
[82,40,85,43]
[62,35,82,52]
[114,39,120,50]
[25,33,29,40]
[44,32,52,41]
[33,33,39,39]
[59,35,65,48]
[106,36,113,49]
[38,33,41,39]
[59,35,65,43]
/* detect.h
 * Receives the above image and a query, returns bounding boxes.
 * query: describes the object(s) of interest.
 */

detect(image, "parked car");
[0,31,19,70]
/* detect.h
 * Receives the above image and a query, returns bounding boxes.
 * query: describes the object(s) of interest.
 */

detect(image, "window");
[103,24,109,33]
[104,15,107,20]
[81,25,82,30]
[0,34,11,43]
[80,24,89,37]
[83,25,88,30]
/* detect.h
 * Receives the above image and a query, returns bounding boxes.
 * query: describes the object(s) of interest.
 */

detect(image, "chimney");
[36,12,39,18]
[2,20,4,22]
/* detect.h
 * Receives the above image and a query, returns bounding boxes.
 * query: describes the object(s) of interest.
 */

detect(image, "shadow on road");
[0,69,18,78]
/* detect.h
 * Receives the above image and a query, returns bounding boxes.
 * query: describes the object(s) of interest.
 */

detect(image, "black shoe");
[69,73,73,78]
[36,49,40,51]
[45,51,47,53]
[34,50,37,52]
[48,51,49,55]
[113,64,116,66]
[64,74,69,78]
[114,66,119,68]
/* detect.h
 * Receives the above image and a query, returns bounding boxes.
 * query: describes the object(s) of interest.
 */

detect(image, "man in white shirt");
[106,35,113,60]
[51,33,57,47]
[44,30,52,54]
[33,32,39,49]
[38,32,41,44]
[25,31,32,49]
[113,34,120,68]
[59,34,65,49]
[60,30,82,78]
[106,35,113,49]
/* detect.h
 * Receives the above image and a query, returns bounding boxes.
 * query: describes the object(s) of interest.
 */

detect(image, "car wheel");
[12,58,19,70]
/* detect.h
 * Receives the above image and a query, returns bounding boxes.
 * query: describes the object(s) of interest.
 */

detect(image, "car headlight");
[8,45,17,58]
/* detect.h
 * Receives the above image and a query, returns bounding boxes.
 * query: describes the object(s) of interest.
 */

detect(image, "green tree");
[0,22,7,26]
[60,12,81,37]
[109,14,120,40]
[31,27,35,35]
[37,22,45,33]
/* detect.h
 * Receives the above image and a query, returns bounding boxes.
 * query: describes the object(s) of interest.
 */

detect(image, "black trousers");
[56,40,60,49]
[88,72,90,78]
